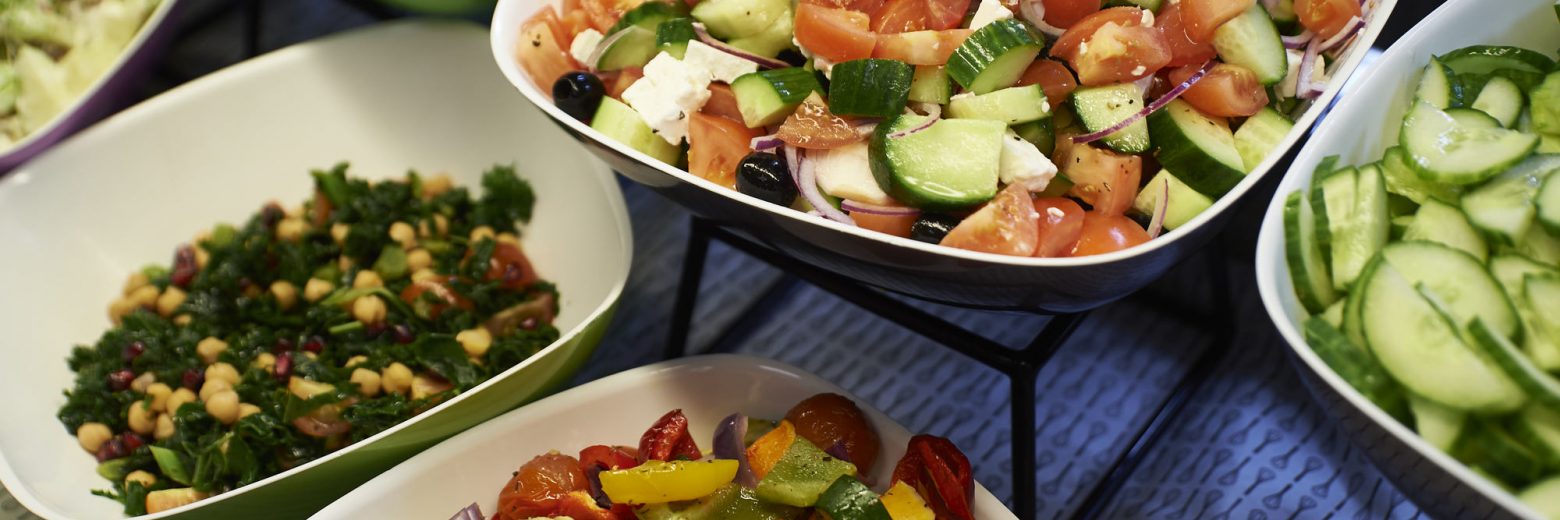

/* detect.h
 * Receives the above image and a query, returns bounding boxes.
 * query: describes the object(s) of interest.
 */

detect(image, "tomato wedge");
[871,0,972,33]
[1059,142,1142,217]
[777,98,863,149]
[796,3,878,63]
[1040,0,1101,29]
[1073,212,1151,256]
[1156,0,1218,67]
[873,29,972,65]
[703,83,746,123]
[1050,7,1171,86]
[1032,197,1084,257]
[802,0,887,14]
[516,8,580,92]
[1296,0,1362,40]
[853,212,918,237]
[1181,0,1255,42]
[1169,63,1268,117]
[689,112,761,189]
[1014,59,1076,110]
[939,183,1040,257]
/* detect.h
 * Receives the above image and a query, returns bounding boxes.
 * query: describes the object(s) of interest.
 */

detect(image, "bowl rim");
[1254,0,1549,516]
[0,19,633,520]
[490,0,1396,269]
[0,0,182,164]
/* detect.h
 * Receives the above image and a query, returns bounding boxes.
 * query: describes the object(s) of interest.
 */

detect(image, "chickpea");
[252,352,277,373]
[194,247,211,269]
[354,270,384,290]
[238,403,262,419]
[338,255,355,271]
[331,223,350,244]
[422,173,453,199]
[146,383,173,413]
[495,232,520,246]
[406,249,433,272]
[433,214,449,236]
[343,355,369,369]
[469,226,495,243]
[456,328,492,358]
[128,285,160,309]
[108,298,138,324]
[304,351,318,361]
[173,314,193,326]
[125,470,157,488]
[388,221,417,248]
[154,414,175,440]
[128,402,156,435]
[76,422,112,453]
[156,286,187,317]
[351,368,382,397]
[206,390,240,425]
[288,377,335,400]
[268,280,298,311]
[199,378,232,402]
[275,217,307,242]
[410,268,439,283]
[166,388,197,416]
[205,362,240,386]
[411,373,453,401]
[122,271,149,296]
[381,362,413,395]
[130,372,157,393]
[304,278,335,303]
[196,336,229,365]
[353,295,387,324]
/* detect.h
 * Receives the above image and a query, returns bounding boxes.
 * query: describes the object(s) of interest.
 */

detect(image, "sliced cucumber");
[1308,156,1343,267]
[1382,240,1519,339]
[1380,146,1462,205]
[1469,318,1558,412]
[1445,107,1503,129]
[828,59,913,118]
[1472,76,1525,128]
[1211,4,1287,85]
[1401,100,1539,185]
[946,19,1042,94]
[1070,83,1149,153]
[1491,255,1560,370]
[908,65,952,105]
[1530,276,1560,369]
[1440,45,1555,91]
[1341,254,1373,348]
[1284,190,1338,313]
[690,0,793,57]
[869,115,1005,209]
[1134,170,1212,233]
[1409,394,1467,454]
[1541,166,1560,235]
[1532,72,1560,135]
[1415,58,1457,110]
[1360,261,1525,413]
[1149,99,1246,197]
[1304,316,1405,418]
[1324,166,1390,291]
[730,68,821,128]
[1234,107,1294,172]
[1518,476,1560,518]
[597,26,661,71]
[655,18,697,59]
[949,84,1049,125]
[1513,405,1560,470]
[1464,418,1547,487]
[1322,299,1345,328]
[1403,199,1487,262]
[1514,224,1560,264]
[1462,154,1560,245]
[609,1,683,34]
[591,97,683,164]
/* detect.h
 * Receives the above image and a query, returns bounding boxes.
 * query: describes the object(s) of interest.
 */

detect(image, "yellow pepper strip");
[881,481,936,520]
[598,459,738,505]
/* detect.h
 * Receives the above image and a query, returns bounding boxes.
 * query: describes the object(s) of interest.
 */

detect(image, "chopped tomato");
[1032,197,1084,257]
[607,67,644,99]
[1041,0,1102,29]
[873,29,972,65]
[689,113,761,189]
[852,212,918,237]
[796,4,878,63]
[1168,63,1269,117]
[517,8,580,92]
[579,0,635,33]
[495,453,589,520]
[1050,8,1171,86]
[400,279,474,319]
[1156,0,1217,67]
[1072,212,1150,255]
[1296,0,1361,40]
[871,0,971,33]
[1014,59,1076,110]
[1059,142,1142,216]
[1181,0,1255,42]
[802,0,887,14]
[939,183,1040,256]
[777,98,863,149]
[483,242,540,290]
[703,84,746,123]
[560,9,594,45]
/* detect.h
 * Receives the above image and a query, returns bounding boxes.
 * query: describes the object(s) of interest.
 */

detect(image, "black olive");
[910,213,961,244]
[552,71,605,122]
[777,49,808,67]
[736,152,796,207]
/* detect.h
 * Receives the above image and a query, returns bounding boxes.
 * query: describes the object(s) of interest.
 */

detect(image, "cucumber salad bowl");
[1256,0,1560,518]
[493,0,1394,311]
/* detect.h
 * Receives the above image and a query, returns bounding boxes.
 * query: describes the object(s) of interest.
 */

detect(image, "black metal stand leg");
[1010,366,1038,519]
[665,218,713,359]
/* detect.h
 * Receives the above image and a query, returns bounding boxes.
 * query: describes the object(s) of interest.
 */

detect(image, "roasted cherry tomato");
[400,279,474,320]
[579,445,641,472]
[891,435,975,520]
[555,491,625,520]
[495,452,589,520]
[784,393,882,471]
[482,242,539,290]
[638,409,703,462]
[1032,197,1085,257]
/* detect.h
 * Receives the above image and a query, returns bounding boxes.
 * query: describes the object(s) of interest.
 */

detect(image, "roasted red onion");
[449,503,484,520]
[713,413,758,488]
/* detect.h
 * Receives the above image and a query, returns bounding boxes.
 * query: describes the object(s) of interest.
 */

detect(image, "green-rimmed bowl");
[0,20,630,519]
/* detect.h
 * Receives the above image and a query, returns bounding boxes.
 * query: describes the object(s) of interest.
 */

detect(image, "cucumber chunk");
[1513,405,1560,470]
[1400,100,1539,185]
[591,97,683,164]
[1234,107,1295,172]
[1211,4,1287,85]
[1415,58,1457,109]
[1472,76,1525,128]
[597,26,661,71]
[1529,276,1560,365]
[609,1,683,34]
[948,84,1050,125]
[1013,118,1054,155]
[1382,240,1519,339]
[655,18,697,59]
[869,115,1005,209]
[1070,83,1149,153]
[1462,154,1560,245]
[730,68,822,128]
[828,59,913,118]
[1463,418,1547,487]
[1403,199,1487,262]
[1149,99,1246,197]
[908,65,952,105]
[946,19,1042,94]
[1304,317,1405,418]
[1135,170,1212,233]
[1284,190,1338,313]
[1408,395,1467,454]
[690,0,793,57]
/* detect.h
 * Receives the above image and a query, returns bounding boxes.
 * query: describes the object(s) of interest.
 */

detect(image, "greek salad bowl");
[312,354,1018,520]
[0,21,630,520]
[1256,0,1560,518]
[491,0,1395,312]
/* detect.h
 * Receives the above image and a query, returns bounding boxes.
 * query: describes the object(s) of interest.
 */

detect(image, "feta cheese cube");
[999,129,1058,192]
[569,29,604,67]
[969,0,1013,30]
[623,52,714,145]
[684,40,759,83]
[812,142,894,205]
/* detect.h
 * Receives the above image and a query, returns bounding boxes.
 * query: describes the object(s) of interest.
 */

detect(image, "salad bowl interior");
[0,20,630,520]
[312,354,1019,520]
[491,0,1397,312]
[1255,0,1560,517]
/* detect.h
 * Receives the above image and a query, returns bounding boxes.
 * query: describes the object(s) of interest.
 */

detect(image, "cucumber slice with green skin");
[908,65,952,105]
[1314,166,1357,278]
[1134,170,1212,233]
[1541,173,1560,235]
[1284,190,1338,313]
[690,0,793,57]
[1070,83,1150,153]
[1532,72,1560,135]
[1440,45,1556,91]
[610,1,684,34]
[1308,156,1342,267]
[1013,117,1054,155]
[946,18,1043,94]
[1383,240,1520,339]
[1304,316,1407,419]
[1149,99,1247,197]
[1211,4,1287,85]
[1380,146,1462,205]
[948,84,1050,125]
[1401,100,1539,185]
[1416,58,1457,109]
[1444,107,1503,129]
[1488,255,1560,370]
[1234,107,1294,172]
[869,115,1005,209]
[1519,476,1560,518]
[1403,199,1488,262]
[1512,405,1560,470]
[1103,0,1160,10]
[1529,275,1560,355]
[1462,154,1560,245]
[1341,253,1373,348]
[597,26,661,71]
[1470,317,1560,412]
[1322,299,1345,328]
[655,18,697,59]
[1326,166,1390,291]
[1513,224,1560,264]
[591,98,683,164]
[1462,418,1547,488]
[1472,76,1525,128]
[828,59,913,118]
[731,68,822,128]
[1360,261,1525,413]
[1408,394,1467,454]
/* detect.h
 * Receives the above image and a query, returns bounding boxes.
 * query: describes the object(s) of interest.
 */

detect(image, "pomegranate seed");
[274,353,293,381]
[261,203,285,228]
[273,337,295,354]
[119,432,145,452]
[122,341,146,363]
[94,437,127,462]
[181,368,204,390]
[107,369,135,391]
[365,323,387,339]
[391,325,414,344]
[170,245,198,288]
[302,336,325,353]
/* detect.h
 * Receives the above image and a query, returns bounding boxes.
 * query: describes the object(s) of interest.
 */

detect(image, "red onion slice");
[783,144,802,183]
[1072,60,1213,145]
[842,199,921,216]
[1282,31,1314,50]
[1146,176,1169,238]
[751,134,784,151]
[797,150,856,225]
[1317,16,1362,52]
[888,104,942,139]
[1297,38,1324,99]
[713,413,757,488]
[584,29,633,71]
[693,23,789,69]
[1018,0,1067,37]
[449,503,484,520]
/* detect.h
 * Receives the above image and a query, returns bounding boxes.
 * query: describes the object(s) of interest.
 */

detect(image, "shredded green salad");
[57,163,561,516]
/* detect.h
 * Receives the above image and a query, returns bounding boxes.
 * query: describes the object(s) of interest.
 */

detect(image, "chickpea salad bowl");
[0,21,631,520]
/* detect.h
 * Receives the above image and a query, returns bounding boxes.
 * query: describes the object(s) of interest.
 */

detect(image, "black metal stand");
[665,218,1235,519]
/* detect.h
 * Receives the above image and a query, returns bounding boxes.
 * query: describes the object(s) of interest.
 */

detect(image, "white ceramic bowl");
[312,354,1018,519]
[491,0,1396,312]
[1256,0,1560,517]
[0,20,631,519]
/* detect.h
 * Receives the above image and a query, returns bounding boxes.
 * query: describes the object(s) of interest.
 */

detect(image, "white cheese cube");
[999,129,1058,192]
[624,52,714,145]
[969,0,1013,30]
[812,142,894,205]
[569,29,604,67]
[683,40,759,83]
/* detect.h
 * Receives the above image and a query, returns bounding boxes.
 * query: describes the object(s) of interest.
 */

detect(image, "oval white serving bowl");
[1255,1,1560,518]
[0,20,631,520]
